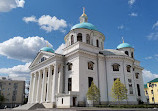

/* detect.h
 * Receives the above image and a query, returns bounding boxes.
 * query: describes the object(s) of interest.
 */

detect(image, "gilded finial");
[46,41,49,47]
[82,7,87,16]
[122,37,124,43]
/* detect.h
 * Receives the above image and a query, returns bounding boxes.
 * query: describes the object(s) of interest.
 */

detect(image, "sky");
[0,0,158,84]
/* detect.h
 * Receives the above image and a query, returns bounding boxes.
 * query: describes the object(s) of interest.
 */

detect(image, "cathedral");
[28,9,146,108]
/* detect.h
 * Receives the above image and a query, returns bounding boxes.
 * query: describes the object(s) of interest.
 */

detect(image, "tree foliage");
[111,79,127,103]
[86,81,100,102]
[0,95,5,103]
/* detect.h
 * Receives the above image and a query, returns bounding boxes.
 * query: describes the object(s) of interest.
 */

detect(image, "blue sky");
[0,0,158,83]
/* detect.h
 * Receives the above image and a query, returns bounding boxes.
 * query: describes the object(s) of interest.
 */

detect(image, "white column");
[58,64,63,93]
[36,71,42,103]
[41,69,46,103]
[46,66,52,102]
[51,63,58,103]
[31,73,36,103]
[28,73,33,103]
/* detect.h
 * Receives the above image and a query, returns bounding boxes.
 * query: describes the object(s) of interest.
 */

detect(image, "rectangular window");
[127,65,131,72]
[137,84,141,96]
[135,73,139,79]
[129,84,133,94]
[152,97,154,102]
[67,62,72,71]
[68,78,72,91]
[151,90,153,94]
[88,61,94,70]
[128,79,132,83]
[62,98,63,104]
[88,77,93,88]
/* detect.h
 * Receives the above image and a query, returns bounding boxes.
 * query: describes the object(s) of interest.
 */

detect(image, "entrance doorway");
[73,97,77,106]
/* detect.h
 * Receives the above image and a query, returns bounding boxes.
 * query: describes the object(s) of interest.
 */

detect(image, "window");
[126,65,131,72]
[137,84,141,96]
[71,35,74,45]
[77,33,82,42]
[96,39,99,47]
[68,78,72,91]
[62,98,63,104]
[135,73,139,79]
[88,77,93,87]
[47,72,48,77]
[88,61,94,70]
[9,83,11,85]
[129,84,133,94]
[128,79,132,83]
[114,78,120,82]
[86,34,90,44]
[91,39,93,45]
[146,90,148,95]
[112,63,120,71]
[67,62,72,71]
[41,57,46,62]
[152,97,154,102]
[151,90,153,94]
[125,51,129,55]
[52,70,54,75]
[131,52,134,58]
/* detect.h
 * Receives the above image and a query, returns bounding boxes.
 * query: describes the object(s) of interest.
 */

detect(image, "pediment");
[29,51,55,68]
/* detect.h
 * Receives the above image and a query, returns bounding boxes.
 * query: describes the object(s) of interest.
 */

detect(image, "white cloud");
[145,56,153,60]
[23,15,67,33]
[129,12,138,17]
[142,69,158,84]
[128,0,135,6]
[23,16,37,23]
[0,0,25,12]
[0,62,31,81]
[55,43,65,54]
[152,21,158,29]
[118,25,124,30]
[0,36,52,62]
[147,32,158,40]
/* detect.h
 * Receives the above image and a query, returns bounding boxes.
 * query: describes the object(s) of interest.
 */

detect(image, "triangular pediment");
[29,51,55,68]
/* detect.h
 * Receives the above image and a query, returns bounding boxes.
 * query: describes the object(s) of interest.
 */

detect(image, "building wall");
[0,78,25,108]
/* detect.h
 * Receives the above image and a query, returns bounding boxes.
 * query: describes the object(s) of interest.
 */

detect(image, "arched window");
[112,63,120,71]
[125,51,129,55]
[96,39,99,47]
[67,62,73,71]
[77,33,82,42]
[71,35,74,45]
[126,65,131,72]
[41,57,46,62]
[135,73,139,79]
[86,34,90,44]
[88,61,94,70]
[131,52,134,58]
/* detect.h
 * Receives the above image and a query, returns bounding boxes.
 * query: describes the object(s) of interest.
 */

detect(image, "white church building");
[28,9,146,108]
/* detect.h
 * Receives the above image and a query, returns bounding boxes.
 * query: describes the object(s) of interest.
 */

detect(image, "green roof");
[148,78,158,83]
[144,84,148,88]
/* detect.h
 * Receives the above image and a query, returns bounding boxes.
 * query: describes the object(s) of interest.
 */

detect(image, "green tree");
[0,95,5,105]
[111,79,127,105]
[86,81,100,103]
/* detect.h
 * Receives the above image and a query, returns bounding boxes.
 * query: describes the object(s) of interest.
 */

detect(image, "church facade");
[28,10,146,108]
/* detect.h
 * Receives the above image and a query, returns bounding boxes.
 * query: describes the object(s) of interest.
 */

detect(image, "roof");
[148,78,158,83]
[100,49,127,56]
[144,84,148,88]
[71,22,98,31]
[40,47,54,53]
[117,43,132,49]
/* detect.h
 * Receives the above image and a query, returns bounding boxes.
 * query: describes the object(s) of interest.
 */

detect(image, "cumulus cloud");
[0,0,25,12]
[143,69,158,84]
[0,36,52,62]
[55,43,65,54]
[128,0,135,6]
[129,12,138,17]
[23,15,67,33]
[118,25,124,30]
[23,16,37,23]
[147,32,158,40]
[152,21,158,29]
[0,62,30,81]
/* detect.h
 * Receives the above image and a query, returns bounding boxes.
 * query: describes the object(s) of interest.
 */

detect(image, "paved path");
[1,107,158,111]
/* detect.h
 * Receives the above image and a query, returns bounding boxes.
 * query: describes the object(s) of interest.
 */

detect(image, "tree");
[0,95,5,105]
[111,79,127,105]
[86,81,100,104]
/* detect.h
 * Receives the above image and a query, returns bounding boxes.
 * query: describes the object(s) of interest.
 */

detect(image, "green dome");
[40,47,54,53]
[117,43,132,49]
[71,22,98,31]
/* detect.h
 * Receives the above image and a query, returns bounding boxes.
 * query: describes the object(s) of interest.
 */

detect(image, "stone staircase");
[13,103,45,110]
